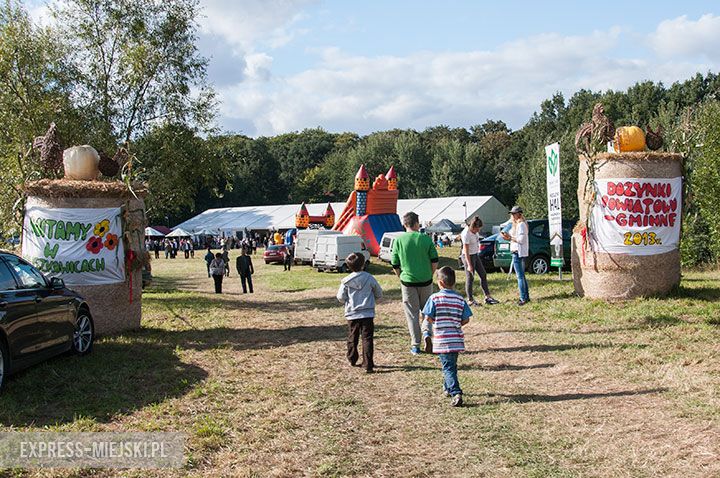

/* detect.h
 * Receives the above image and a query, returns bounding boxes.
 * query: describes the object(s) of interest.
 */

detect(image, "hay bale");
[573,152,683,300]
[25,180,147,335]
[24,179,148,199]
[571,233,680,300]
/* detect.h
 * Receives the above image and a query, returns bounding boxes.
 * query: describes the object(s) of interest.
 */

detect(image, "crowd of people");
[180,206,530,407]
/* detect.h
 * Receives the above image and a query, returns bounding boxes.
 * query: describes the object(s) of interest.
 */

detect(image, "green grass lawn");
[0,246,718,477]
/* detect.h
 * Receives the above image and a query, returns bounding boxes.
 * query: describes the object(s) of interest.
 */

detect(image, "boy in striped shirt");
[422,266,472,407]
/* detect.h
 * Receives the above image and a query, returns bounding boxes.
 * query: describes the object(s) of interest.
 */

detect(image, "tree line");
[1,1,719,266]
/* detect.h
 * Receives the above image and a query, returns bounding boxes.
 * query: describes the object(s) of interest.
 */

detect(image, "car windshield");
[268,245,284,251]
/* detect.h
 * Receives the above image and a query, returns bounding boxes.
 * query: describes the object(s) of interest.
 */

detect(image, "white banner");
[22,207,126,285]
[545,142,563,267]
[590,177,682,255]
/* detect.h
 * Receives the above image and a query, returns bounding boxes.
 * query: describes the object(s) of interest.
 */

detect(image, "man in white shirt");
[460,216,499,306]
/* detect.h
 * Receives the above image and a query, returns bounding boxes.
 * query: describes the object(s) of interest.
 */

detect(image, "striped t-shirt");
[422,289,472,354]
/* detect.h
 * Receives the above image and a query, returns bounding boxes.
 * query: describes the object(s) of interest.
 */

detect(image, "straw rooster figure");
[575,103,615,157]
[32,122,63,176]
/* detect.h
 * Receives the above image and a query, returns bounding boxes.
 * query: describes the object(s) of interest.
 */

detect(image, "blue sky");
[28,1,720,137]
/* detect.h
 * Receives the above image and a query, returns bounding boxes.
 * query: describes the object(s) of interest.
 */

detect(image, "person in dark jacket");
[283,244,294,271]
[204,247,214,278]
[236,247,255,293]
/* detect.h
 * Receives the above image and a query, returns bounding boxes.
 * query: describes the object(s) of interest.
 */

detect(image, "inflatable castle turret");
[295,202,335,229]
[332,165,403,255]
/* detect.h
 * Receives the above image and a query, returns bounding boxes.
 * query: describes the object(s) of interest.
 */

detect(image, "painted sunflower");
[94,219,110,237]
[104,233,119,251]
[86,236,104,254]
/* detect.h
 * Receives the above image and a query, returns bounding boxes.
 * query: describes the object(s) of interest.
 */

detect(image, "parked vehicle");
[294,229,342,265]
[313,235,370,272]
[493,219,574,274]
[378,232,404,263]
[0,251,94,392]
[263,244,288,264]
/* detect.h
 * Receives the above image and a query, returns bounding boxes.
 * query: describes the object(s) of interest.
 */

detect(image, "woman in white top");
[501,206,530,305]
[460,216,499,306]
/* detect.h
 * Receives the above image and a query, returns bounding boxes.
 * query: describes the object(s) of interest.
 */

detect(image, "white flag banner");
[590,177,682,255]
[545,142,563,267]
[22,207,126,285]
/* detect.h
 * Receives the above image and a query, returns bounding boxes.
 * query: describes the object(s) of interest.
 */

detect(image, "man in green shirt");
[391,212,439,354]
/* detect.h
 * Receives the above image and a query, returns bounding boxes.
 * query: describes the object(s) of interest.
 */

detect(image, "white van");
[378,232,404,263]
[313,234,371,272]
[295,229,342,265]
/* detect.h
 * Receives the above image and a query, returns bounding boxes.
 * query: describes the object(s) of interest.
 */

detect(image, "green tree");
[0,2,84,240]
[52,0,216,150]
[133,123,219,224]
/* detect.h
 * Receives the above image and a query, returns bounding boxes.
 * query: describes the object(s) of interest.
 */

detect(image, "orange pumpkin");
[613,126,646,152]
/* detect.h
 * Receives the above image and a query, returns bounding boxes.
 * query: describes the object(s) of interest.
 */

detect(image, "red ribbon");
[580,227,587,266]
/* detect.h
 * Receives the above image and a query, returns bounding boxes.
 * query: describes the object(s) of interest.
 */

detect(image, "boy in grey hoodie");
[336,253,382,373]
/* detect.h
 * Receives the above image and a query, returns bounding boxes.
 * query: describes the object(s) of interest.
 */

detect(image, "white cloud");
[217,18,720,137]
[198,0,315,52]
[649,14,720,61]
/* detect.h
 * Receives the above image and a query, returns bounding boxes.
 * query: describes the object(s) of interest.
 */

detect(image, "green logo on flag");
[547,149,559,176]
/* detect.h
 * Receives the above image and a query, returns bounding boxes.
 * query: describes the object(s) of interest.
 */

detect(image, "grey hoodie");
[336,271,383,320]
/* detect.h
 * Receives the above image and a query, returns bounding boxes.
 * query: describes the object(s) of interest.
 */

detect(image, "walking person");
[283,244,293,271]
[337,253,382,374]
[204,247,214,278]
[501,206,530,305]
[236,248,255,293]
[209,253,225,294]
[222,248,230,277]
[390,211,439,355]
[461,216,499,306]
[422,266,472,407]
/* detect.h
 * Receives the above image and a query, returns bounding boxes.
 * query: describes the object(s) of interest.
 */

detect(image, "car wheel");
[530,255,550,275]
[0,339,8,392]
[72,310,94,356]
[265,261,270,264]
[339,264,348,273]
[363,261,369,271]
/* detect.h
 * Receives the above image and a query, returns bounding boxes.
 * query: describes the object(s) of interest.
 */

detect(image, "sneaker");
[451,394,463,407]
[424,335,433,354]
[485,297,500,305]
[365,368,374,374]
[467,299,479,306]
[443,390,452,398]
[410,346,421,355]
[518,299,528,306]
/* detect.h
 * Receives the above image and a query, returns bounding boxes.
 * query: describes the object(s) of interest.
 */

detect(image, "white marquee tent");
[173,196,508,236]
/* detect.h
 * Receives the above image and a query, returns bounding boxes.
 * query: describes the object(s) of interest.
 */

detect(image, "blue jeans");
[512,252,529,302]
[439,353,462,396]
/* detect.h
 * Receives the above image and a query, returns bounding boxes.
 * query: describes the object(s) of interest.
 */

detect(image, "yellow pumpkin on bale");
[613,126,646,152]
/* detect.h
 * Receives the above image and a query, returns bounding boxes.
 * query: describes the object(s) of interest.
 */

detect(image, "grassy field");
[1,246,719,477]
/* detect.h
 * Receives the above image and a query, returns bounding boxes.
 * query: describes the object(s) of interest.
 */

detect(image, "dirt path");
[127,258,720,477]
[168,269,720,477]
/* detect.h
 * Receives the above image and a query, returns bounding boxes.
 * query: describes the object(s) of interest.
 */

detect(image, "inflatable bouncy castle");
[332,165,403,255]
[295,202,335,229]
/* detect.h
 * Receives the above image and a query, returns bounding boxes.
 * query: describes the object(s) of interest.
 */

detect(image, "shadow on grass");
[0,340,207,427]
[483,387,667,404]
[139,324,348,351]
[470,342,647,354]
[373,362,555,373]
[671,285,720,301]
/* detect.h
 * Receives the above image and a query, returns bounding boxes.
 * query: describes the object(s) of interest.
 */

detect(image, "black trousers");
[240,273,253,293]
[212,274,223,293]
[347,318,374,371]
[463,253,490,302]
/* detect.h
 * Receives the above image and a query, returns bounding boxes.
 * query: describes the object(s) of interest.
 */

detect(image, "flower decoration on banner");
[94,219,110,237]
[86,236,104,254]
[103,233,119,251]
